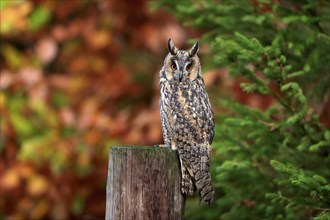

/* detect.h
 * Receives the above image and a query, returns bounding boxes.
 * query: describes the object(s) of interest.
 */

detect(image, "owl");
[159,38,215,204]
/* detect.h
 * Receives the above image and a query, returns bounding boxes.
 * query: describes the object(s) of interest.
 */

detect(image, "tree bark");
[106,146,185,220]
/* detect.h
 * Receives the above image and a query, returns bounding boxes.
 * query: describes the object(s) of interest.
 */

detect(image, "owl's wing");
[167,82,215,204]
[204,97,215,145]
[196,83,214,145]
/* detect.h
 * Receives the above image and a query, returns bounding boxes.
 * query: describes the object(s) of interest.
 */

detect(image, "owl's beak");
[179,72,183,82]
[174,72,183,82]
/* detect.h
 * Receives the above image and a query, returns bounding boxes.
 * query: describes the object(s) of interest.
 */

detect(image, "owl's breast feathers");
[160,77,214,146]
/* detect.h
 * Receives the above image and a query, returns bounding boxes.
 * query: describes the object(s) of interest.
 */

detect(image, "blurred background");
[1,0,329,220]
[0,0,213,219]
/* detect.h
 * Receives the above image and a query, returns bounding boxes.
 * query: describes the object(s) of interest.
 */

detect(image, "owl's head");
[163,38,201,83]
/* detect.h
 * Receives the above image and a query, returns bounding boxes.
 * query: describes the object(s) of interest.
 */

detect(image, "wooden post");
[105,146,185,220]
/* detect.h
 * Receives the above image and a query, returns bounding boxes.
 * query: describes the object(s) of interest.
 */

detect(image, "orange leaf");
[0,169,20,190]
[27,175,48,196]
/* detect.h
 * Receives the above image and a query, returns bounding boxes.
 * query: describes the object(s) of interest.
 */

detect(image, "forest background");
[1,0,329,219]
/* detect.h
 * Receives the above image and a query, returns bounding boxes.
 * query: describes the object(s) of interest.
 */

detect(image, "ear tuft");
[188,41,199,57]
[168,38,178,55]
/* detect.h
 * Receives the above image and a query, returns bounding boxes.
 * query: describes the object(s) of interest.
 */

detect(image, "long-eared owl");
[159,39,215,204]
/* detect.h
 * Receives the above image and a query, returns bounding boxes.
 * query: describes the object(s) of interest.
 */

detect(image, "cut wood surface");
[106,146,185,220]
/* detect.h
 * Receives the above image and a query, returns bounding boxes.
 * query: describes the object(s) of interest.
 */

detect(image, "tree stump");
[105,146,185,220]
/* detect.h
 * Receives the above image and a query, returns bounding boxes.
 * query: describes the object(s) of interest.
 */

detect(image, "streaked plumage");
[159,39,215,204]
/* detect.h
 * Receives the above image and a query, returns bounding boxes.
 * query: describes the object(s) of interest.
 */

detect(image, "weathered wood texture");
[106,146,185,220]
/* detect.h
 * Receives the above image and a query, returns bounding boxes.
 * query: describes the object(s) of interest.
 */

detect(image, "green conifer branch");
[152,1,330,219]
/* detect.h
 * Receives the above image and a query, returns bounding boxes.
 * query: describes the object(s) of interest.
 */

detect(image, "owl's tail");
[179,145,214,204]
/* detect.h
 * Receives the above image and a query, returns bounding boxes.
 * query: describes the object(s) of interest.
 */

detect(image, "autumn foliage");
[0,0,196,219]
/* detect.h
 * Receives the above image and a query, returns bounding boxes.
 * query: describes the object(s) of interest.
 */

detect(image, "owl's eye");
[171,63,177,70]
[186,64,193,71]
